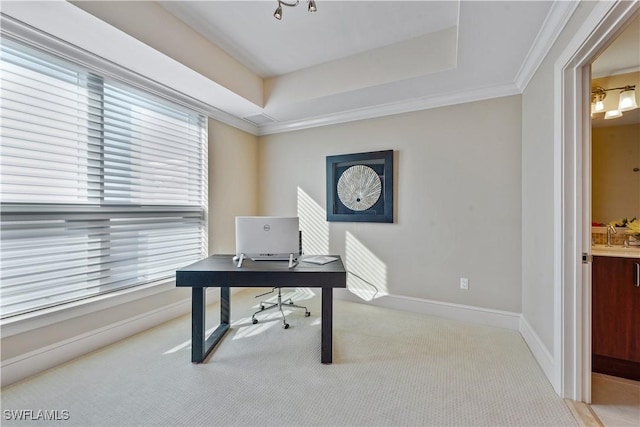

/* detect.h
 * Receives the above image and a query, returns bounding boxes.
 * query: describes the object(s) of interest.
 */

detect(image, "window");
[0,38,208,318]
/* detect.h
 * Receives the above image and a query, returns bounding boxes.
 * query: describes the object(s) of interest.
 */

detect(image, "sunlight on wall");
[297,187,329,255]
[345,231,388,301]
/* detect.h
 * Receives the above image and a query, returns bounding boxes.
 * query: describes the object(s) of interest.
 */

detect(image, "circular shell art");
[337,165,382,211]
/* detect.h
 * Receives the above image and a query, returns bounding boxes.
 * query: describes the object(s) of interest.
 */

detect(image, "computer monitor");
[235,216,300,261]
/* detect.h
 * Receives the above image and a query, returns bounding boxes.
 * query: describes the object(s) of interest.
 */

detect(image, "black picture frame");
[326,150,394,223]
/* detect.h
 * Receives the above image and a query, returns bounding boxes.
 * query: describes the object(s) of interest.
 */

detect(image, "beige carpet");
[1,288,577,426]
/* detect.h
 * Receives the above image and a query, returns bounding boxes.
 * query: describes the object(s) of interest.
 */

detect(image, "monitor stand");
[234,253,245,268]
[233,253,297,269]
[288,253,298,269]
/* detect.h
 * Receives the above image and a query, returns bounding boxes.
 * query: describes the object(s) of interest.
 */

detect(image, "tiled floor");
[590,373,640,427]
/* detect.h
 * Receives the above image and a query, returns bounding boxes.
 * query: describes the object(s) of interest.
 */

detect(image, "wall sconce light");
[604,109,623,120]
[591,87,606,114]
[274,0,317,20]
[591,84,638,120]
[618,85,638,111]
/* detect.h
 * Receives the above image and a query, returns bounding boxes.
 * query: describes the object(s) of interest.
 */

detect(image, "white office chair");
[251,287,310,329]
[251,231,309,329]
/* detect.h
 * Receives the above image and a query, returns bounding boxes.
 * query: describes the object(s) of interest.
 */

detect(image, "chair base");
[251,288,310,329]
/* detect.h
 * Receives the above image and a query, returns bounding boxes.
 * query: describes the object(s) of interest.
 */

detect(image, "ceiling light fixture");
[273,0,317,20]
[591,84,638,120]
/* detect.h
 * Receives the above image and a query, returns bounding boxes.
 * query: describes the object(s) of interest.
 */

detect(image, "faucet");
[607,224,617,247]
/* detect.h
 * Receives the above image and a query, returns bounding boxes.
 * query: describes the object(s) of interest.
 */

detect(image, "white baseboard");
[335,289,521,330]
[519,315,555,387]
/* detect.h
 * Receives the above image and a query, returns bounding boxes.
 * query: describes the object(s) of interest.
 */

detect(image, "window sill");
[0,279,184,338]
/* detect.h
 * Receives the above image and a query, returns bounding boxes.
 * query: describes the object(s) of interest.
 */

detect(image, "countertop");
[591,245,640,259]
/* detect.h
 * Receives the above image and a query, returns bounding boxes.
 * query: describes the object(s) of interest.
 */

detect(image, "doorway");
[557,0,639,406]
[588,14,640,426]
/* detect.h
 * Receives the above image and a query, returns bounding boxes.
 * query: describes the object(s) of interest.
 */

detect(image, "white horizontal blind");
[0,38,207,318]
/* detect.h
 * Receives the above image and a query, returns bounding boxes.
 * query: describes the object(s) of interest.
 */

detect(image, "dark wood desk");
[176,255,347,364]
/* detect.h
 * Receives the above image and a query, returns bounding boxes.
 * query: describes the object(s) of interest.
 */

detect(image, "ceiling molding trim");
[514,0,580,92]
[209,111,259,135]
[257,82,521,136]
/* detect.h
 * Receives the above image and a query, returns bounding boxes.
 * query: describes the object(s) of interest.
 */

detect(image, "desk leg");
[191,287,231,363]
[221,286,230,325]
[321,287,333,364]
[191,287,205,363]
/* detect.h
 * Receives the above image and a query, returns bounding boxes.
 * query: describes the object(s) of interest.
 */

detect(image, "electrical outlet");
[460,277,469,290]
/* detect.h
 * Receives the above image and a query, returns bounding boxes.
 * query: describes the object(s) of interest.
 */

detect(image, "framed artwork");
[326,150,394,223]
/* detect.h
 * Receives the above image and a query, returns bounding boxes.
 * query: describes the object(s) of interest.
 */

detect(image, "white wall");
[208,120,260,254]
[258,97,522,313]
[521,1,597,357]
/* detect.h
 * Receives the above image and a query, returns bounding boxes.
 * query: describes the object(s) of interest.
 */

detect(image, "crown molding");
[211,111,259,135]
[257,82,521,136]
[515,0,580,92]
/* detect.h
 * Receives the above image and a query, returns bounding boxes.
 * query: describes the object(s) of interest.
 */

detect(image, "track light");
[273,0,317,20]
[274,4,282,20]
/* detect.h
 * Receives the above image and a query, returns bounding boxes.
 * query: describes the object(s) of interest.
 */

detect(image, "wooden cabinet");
[592,256,640,381]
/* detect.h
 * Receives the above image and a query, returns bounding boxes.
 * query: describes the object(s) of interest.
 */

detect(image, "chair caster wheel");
[252,318,258,324]
[260,305,265,311]
[283,323,289,329]
[305,312,310,317]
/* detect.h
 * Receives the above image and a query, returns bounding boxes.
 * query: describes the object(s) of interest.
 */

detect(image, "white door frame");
[556,0,639,401]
